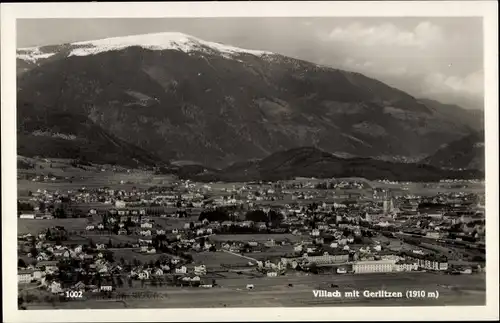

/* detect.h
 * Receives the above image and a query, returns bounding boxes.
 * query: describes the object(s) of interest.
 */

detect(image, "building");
[426,231,441,239]
[194,265,207,276]
[50,281,63,294]
[19,214,35,219]
[304,251,349,265]
[18,269,33,284]
[100,285,113,292]
[395,260,419,272]
[353,259,397,274]
[36,261,58,272]
[115,200,126,209]
[401,252,448,271]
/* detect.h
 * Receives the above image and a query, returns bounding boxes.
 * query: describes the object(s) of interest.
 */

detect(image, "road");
[221,250,259,262]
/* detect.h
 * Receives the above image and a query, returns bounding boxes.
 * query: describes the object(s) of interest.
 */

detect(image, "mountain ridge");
[181,146,483,182]
[17,32,483,170]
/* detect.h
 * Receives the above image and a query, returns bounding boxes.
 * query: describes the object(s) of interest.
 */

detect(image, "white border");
[2,1,499,322]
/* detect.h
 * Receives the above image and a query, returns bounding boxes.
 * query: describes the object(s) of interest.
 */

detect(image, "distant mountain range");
[422,131,485,171]
[16,32,484,175]
[175,147,483,182]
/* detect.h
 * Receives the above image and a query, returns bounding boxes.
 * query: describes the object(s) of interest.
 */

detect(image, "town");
[17,169,486,308]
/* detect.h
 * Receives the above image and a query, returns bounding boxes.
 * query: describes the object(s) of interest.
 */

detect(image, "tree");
[29,247,38,258]
[54,208,67,219]
[245,210,267,222]
[308,263,319,274]
[199,209,230,222]
[18,259,26,268]
[268,210,284,226]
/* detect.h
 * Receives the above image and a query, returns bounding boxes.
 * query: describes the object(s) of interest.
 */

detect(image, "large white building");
[18,269,33,284]
[353,259,397,274]
[304,252,349,265]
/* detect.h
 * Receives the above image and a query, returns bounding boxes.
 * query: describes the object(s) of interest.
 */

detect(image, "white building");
[395,261,419,272]
[18,270,33,284]
[115,200,126,209]
[194,265,207,276]
[353,260,397,274]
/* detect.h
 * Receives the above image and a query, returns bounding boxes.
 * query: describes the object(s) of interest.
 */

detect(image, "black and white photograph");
[2,1,498,322]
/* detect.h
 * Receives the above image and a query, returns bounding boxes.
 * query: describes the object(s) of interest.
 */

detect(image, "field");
[18,218,89,234]
[75,234,138,245]
[154,216,200,229]
[209,234,303,243]
[17,157,177,195]
[110,249,167,263]
[23,272,486,309]
[191,251,250,268]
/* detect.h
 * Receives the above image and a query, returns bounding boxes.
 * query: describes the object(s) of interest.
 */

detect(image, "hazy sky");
[17,17,484,109]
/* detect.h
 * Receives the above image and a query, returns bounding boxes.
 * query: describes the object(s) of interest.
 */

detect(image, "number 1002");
[65,291,83,298]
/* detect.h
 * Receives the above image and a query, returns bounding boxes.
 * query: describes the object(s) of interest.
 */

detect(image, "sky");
[17,17,484,110]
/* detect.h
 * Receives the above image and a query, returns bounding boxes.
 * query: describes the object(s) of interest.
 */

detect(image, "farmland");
[18,218,88,234]
[17,157,176,195]
[23,272,486,309]
[191,251,250,268]
[209,234,302,243]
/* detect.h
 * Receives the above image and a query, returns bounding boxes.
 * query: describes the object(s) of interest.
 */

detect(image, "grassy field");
[154,216,200,229]
[18,218,89,234]
[76,234,138,245]
[209,234,303,243]
[242,246,296,260]
[17,157,177,195]
[191,251,250,268]
[110,249,166,263]
[22,272,486,309]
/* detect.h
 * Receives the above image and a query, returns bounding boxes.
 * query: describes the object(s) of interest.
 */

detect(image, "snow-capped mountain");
[17,47,56,63]
[17,32,482,169]
[68,32,273,58]
[17,32,274,72]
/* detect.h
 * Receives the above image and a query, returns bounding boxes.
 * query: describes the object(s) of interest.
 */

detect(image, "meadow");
[18,218,89,234]
[209,233,303,243]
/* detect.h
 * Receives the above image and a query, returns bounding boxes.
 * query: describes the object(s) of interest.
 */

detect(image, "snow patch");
[32,130,77,141]
[69,32,273,58]
[17,47,55,63]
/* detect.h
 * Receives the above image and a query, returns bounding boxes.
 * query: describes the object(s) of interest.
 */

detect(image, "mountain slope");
[17,32,478,168]
[422,131,485,171]
[188,147,483,182]
[17,101,162,166]
[418,98,484,132]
